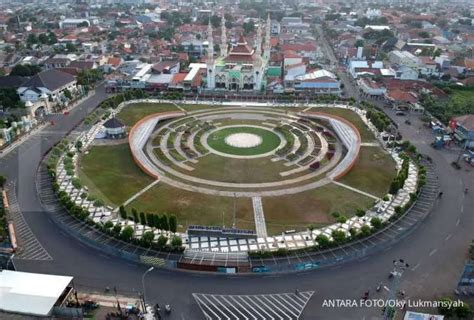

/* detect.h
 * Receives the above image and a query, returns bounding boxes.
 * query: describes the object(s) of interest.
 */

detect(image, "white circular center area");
[224,133,262,148]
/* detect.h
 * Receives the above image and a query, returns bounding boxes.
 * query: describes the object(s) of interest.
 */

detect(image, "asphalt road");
[1,85,473,319]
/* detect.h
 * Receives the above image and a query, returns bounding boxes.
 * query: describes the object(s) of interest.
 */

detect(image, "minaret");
[220,15,227,57]
[255,20,262,57]
[207,19,215,89]
[263,14,271,60]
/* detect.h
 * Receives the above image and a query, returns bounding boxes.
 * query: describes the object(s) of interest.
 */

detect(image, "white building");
[59,18,90,29]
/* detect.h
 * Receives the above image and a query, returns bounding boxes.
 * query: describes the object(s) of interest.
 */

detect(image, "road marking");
[193,291,314,320]
[429,249,437,257]
[411,263,420,271]
[460,205,464,214]
[445,234,452,241]
[456,218,460,227]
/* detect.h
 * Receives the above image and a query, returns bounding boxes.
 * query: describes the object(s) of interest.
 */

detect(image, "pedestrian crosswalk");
[193,291,314,320]
[6,182,52,261]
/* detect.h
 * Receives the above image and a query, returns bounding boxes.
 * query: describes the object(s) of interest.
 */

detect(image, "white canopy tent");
[0,270,73,316]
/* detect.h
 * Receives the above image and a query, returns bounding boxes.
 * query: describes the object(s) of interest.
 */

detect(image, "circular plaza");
[77,102,398,235]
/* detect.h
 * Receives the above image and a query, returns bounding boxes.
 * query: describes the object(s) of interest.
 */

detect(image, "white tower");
[263,14,271,60]
[207,20,215,90]
[255,20,262,57]
[220,15,227,57]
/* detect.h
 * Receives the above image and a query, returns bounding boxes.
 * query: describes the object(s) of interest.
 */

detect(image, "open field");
[189,154,300,183]
[117,103,179,126]
[338,146,397,198]
[262,183,375,235]
[77,144,154,206]
[126,184,255,232]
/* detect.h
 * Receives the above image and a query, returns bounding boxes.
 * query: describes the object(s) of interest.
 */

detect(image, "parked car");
[395,111,406,116]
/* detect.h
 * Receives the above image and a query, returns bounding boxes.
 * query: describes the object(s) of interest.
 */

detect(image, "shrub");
[157,234,168,249]
[355,209,366,217]
[80,192,87,199]
[104,221,114,230]
[120,225,134,241]
[370,217,383,229]
[93,199,104,207]
[71,178,82,189]
[141,231,155,247]
[170,235,183,249]
[331,230,347,243]
[331,212,340,218]
[316,234,331,248]
[119,205,127,219]
[336,215,347,224]
[360,225,372,237]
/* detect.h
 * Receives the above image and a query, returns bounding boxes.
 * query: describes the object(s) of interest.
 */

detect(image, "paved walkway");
[252,196,268,238]
[332,181,380,200]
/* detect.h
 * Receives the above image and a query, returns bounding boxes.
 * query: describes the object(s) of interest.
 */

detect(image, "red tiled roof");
[387,89,417,103]
[171,73,187,85]
[452,114,474,131]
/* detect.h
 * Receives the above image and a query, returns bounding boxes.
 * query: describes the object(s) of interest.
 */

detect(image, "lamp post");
[6,254,15,270]
[141,267,154,311]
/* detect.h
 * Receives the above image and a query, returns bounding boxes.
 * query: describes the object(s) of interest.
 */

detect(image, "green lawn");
[77,144,154,206]
[117,103,179,127]
[311,107,375,142]
[126,184,255,232]
[338,146,397,198]
[190,154,300,183]
[262,183,375,235]
[207,126,281,156]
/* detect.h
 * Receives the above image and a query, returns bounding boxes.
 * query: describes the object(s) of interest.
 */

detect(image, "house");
[388,50,420,69]
[292,69,341,95]
[450,114,474,148]
[348,60,384,78]
[151,61,180,74]
[358,78,387,96]
[17,69,77,117]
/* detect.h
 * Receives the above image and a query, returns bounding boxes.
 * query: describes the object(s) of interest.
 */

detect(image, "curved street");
[1,84,473,319]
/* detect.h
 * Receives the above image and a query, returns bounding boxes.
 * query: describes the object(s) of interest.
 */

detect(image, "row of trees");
[119,206,178,233]
[366,107,391,132]
[26,31,58,46]
[389,154,410,195]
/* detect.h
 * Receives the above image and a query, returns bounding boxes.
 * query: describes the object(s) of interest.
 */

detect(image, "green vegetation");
[421,87,474,124]
[117,102,178,126]
[78,144,153,205]
[126,184,254,232]
[262,183,374,235]
[207,127,281,156]
[339,147,397,197]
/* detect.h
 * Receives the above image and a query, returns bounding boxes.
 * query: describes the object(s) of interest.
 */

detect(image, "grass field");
[78,144,154,206]
[207,126,281,156]
[450,88,474,106]
[311,107,375,142]
[117,103,179,127]
[338,146,397,198]
[262,183,375,235]
[190,154,300,183]
[126,184,255,232]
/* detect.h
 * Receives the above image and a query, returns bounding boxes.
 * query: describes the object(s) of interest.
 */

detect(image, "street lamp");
[6,254,15,270]
[141,267,154,311]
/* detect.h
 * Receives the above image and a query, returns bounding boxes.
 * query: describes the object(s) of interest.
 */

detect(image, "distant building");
[450,114,474,148]
[59,18,90,29]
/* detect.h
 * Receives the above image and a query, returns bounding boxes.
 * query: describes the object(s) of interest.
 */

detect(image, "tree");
[132,208,139,224]
[360,225,372,237]
[146,213,155,228]
[9,64,41,77]
[26,33,38,46]
[355,209,366,217]
[139,211,146,225]
[161,214,169,231]
[121,225,134,241]
[331,230,347,243]
[370,217,383,229]
[141,231,155,246]
[455,301,471,318]
[354,39,364,47]
[243,20,255,35]
[170,235,182,249]
[66,42,76,52]
[63,88,72,100]
[336,215,347,224]
[169,215,177,233]
[307,224,316,238]
[38,33,49,44]
[157,234,168,249]
[315,234,330,248]
[0,175,6,188]
[437,298,455,317]
[119,205,127,220]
